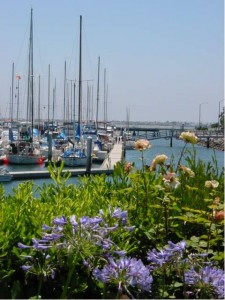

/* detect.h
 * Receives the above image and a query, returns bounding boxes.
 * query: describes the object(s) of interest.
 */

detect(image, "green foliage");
[0,143,224,299]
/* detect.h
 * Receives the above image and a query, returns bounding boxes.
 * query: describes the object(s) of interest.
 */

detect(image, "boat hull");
[0,174,12,182]
[0,167,13,182]
[6,154,44,165]
[60,156,87,167]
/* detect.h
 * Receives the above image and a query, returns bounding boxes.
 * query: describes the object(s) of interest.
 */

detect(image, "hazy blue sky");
[0,0,223,124]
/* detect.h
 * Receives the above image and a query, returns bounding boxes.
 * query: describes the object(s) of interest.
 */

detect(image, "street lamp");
[198,102,208,128]
[218,99,224,128]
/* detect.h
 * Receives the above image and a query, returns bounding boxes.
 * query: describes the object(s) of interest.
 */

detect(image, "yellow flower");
[152,154,168,166]
[179,131,198,144]
[179,165,195,177]
[134,139,151,151]
[205,180,219,189]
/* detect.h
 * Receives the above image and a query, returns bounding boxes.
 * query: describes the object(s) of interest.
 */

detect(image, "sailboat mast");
[11,62,14,123]
[63,61,66,125]
[30,8,34,141]
[96,56,100,129]
[38,74,40,135]
[52,78,56,125]
[48,64,50,130]
[78,15,82,126]
[104,68,106,127]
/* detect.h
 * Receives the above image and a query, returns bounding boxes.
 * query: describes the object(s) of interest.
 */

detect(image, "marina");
[0,142,124,181]
[0,137,223,188]
[0,2,224,299]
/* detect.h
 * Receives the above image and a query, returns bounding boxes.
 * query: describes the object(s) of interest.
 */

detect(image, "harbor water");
[125,138,224,170]
[1,138,224,195]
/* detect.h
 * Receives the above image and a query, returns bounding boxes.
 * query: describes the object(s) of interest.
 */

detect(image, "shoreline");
[197,138,224,152]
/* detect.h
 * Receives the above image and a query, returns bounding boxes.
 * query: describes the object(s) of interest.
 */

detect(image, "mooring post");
[170,130,173,147]
[86,136,92,173]
[207,137,210,148]
[122,132,126,158]
[48,132,52,162]
[170,136,173,147]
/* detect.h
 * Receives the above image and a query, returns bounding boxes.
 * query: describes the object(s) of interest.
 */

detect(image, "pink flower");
[163,172,180,190]
[124,162,133,174]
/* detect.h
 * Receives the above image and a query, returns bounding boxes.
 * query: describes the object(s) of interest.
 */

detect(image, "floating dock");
[100,143,124,170]
[7,143,124,180]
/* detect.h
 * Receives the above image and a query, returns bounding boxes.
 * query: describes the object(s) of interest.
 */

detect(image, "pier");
[100,143,124,170]
[116,126,224,150]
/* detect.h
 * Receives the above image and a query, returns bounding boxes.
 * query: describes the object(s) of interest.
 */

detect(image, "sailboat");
[60,15,88,167]
[5,9,45,165]
[124,107,136,150]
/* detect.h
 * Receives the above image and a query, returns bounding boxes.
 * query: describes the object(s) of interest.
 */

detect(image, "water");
[1,139,224,195]
[125,138,224,170]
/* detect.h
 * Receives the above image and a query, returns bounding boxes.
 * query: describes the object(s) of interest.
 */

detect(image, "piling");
[48,132,52,162]
[206,137,210,148]
[86,136,92,173]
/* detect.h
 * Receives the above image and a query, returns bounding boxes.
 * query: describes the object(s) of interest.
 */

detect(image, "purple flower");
[147,240,186,268]
[185,266,225,299]
[112,208,127,220]
[42,224,54,231]
[32,238,51,250]
[52,216,67,226]
[18,242,32,249]
[103,224,118,232]
[70,215,78,227]
[112,250,126,256]
[80,216,90,225]
[40,233,64,242]
[93,256,152,292]
[167,240,186,253]
[89,217,102,225]
[21,265,33,271]
[147,248,170,267]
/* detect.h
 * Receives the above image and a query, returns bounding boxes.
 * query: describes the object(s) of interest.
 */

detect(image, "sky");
[0,0,223,124]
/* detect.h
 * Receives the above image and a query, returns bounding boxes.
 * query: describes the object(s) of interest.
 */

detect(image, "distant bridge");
[115,126,224,148]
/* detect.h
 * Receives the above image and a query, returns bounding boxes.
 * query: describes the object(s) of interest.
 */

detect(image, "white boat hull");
[6,154,44,165]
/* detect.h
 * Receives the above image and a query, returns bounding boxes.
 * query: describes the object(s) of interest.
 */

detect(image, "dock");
[8,143,124,180]
[100,143,124,170]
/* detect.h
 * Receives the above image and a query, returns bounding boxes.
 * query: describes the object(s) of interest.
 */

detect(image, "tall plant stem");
[163,202,169,238]
[175,142,187,172]
[60,255,78,299]
[141,150,148,216]
[37,276,43,299]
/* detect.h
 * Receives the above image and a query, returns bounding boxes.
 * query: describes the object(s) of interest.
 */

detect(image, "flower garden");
[0,132,224,299]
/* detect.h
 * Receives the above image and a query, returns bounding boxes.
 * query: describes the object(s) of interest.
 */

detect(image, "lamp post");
[198,102,208,129]
[218,99,224,129]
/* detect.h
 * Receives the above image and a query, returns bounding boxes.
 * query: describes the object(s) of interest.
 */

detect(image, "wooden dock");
[100,143,124,170]
[8,143,124,180]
